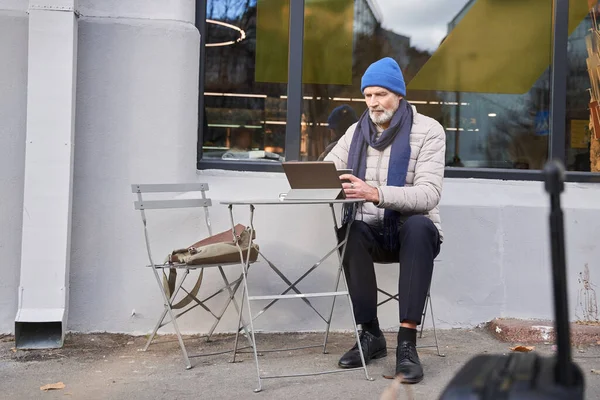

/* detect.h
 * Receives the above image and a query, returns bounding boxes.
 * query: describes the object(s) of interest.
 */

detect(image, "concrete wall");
[166,172,599,334]
[1,0,599,335]
[68,3,199,332]
[0,4,28,333]
[0,0,199,334]
[78,0,194,23]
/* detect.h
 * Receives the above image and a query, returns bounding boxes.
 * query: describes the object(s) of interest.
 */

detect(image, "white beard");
[369,108,395,125]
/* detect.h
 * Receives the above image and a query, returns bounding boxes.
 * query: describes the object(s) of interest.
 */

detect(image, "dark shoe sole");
[396,374,424,384]
[338,348,388,369]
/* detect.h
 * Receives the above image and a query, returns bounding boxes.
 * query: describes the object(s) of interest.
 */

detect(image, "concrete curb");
[487,318,600,345]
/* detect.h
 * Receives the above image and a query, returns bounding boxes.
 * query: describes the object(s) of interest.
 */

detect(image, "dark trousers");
[338,215,441,326]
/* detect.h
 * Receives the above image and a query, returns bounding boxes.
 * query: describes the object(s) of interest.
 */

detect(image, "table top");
[220,198,365,206]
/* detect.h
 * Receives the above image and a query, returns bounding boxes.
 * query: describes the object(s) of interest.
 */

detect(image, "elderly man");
[324,57,445,383]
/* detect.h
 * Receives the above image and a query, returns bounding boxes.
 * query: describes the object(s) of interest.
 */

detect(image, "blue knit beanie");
[360,57,406,96]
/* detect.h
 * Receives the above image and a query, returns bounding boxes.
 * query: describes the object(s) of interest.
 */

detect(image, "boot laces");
[399,341,416,362]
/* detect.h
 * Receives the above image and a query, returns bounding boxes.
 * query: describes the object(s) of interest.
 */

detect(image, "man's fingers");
[339,174,360,182]
[343,189,366,199]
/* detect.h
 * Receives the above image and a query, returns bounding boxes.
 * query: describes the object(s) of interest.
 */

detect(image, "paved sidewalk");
[2,328,600,399]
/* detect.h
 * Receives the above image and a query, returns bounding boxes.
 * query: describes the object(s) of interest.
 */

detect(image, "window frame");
[195,0,600,182]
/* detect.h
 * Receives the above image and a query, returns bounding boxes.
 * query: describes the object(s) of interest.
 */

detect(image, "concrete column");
[15,0,78,348]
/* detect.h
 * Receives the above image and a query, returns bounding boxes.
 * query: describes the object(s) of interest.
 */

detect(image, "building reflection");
[201,0,594,171]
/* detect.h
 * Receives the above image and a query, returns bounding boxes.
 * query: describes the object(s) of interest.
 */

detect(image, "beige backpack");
[163,224,259,309]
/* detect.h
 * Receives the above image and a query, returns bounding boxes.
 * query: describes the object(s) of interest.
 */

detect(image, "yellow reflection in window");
[255,0,354,85]
[408,0,589,94]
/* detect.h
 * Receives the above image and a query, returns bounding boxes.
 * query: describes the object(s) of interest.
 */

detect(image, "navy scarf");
[343,99,413,249]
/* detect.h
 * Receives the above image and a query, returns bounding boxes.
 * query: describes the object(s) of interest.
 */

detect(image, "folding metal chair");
[132,183,251,369]
[376,259,445,357]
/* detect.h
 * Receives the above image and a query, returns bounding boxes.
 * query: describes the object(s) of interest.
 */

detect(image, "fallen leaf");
[11,348,16,353]
[40,382,65,391]
[510,345,535,352]
[591,369,600,375]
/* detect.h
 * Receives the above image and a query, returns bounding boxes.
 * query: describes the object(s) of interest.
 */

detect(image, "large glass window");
[300,0,573,169]
[201,0,286,163]
[197,0,600,178]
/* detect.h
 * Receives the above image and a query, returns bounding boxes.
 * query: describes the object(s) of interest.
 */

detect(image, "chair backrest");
[131,183,213,265]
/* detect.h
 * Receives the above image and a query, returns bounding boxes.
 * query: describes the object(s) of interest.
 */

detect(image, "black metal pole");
[549,0,569,163]
[196,0,207,167]
[544,160,572,387]
[284,0,305,161]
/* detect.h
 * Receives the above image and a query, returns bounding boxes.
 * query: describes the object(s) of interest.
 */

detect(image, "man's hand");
[340,174,379,203]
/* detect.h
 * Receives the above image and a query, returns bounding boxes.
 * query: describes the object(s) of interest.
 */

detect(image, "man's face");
[364,86,401,125]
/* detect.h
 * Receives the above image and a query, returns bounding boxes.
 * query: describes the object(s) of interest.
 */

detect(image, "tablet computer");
[281,161,346,200]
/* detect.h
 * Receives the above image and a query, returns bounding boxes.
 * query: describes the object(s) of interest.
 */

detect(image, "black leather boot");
[338,331,387,368]
[395,340,424,383]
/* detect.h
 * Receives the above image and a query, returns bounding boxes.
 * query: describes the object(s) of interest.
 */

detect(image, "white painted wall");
[0,0,199,334]
[0,0,27,12]
[78,0,195,24]
[0,5,28,334]
[68,6,199,332]
[64,161,600,336]
[1,0,599,336]
[146,172,597,334]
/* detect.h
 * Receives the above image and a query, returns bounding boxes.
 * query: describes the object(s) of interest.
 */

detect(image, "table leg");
[323,203,372,380]
[229,204,262,392]
[255,251,327,322]
[322,203,347,353]
[243,241,346,328]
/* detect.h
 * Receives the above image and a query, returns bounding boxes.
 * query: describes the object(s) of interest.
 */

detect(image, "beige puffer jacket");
[324,105,446,241]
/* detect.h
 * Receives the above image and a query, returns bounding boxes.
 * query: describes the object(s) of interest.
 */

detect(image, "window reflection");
[567,2,600,172]
[202,0,285,162]
[302,0,560,169]
[200,0,596,170]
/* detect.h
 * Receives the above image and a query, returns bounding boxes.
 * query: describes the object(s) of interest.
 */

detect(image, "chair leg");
[151,267,192,369]
[205,267,245,342]
[427,292,445,357]
[230,282,247,364]
[143,269,190,352]
[379,287,444,357]
[216,269,255,351]
[419,292,430,339]
[143,306,168,352]
[377,287,399,307]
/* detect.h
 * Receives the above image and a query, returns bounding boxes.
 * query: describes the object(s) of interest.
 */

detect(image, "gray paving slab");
[1,329,600,399]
